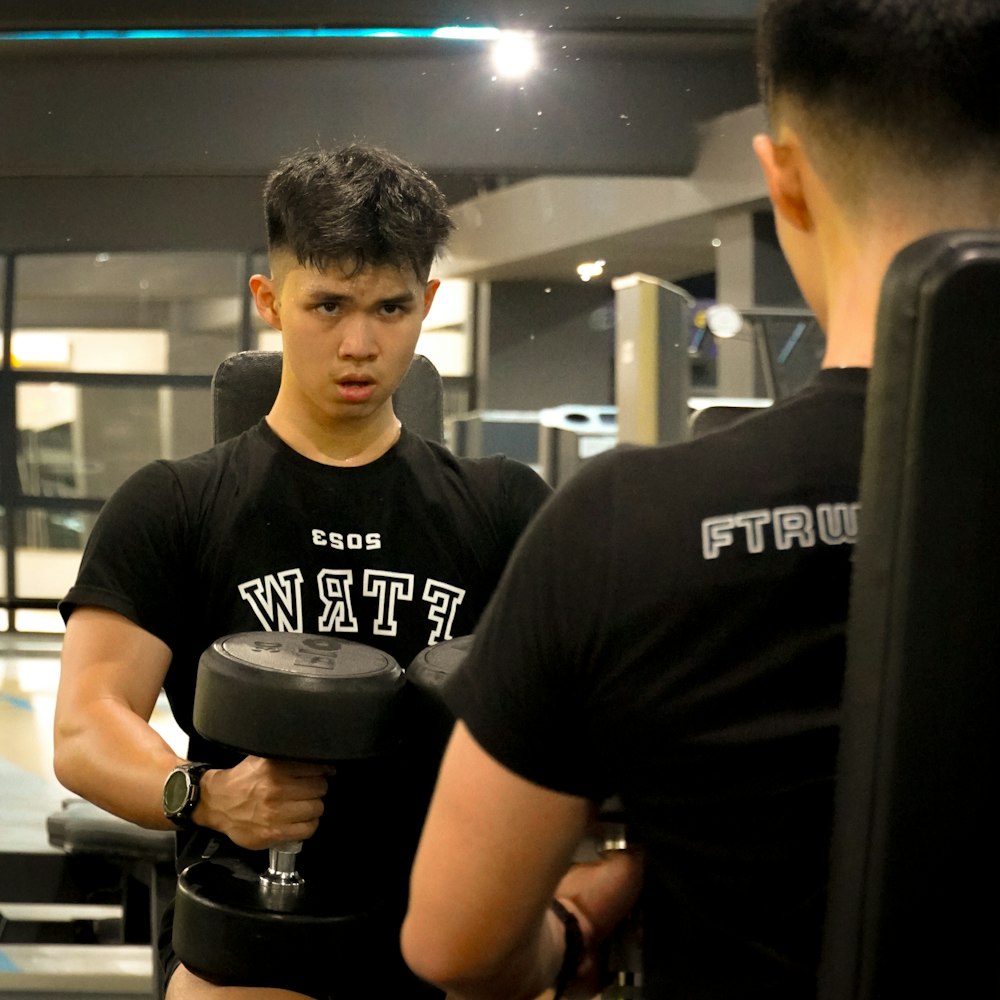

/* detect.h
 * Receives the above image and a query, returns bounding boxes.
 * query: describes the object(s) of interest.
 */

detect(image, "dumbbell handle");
[597,819,644,1000]
[600,821,629,855]
[260,839,305,888]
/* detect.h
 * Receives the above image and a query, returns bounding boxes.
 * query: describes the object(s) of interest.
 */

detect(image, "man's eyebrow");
[302,286,349,302]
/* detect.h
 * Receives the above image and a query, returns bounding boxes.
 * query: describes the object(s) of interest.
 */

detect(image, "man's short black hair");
[263,144,455,282]
[757,0,1000,171]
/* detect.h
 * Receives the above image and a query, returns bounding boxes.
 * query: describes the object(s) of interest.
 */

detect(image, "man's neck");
[821,197,1000,370]
[265,406,402,466]
[821,243,885,369]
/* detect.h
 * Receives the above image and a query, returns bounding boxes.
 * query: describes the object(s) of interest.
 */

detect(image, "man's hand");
[194,757,333,849]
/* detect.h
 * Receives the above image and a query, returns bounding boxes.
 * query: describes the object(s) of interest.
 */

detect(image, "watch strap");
[550,898,585,1000]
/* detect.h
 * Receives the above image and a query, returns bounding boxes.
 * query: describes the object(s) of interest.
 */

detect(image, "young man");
[401,2,1000,998]
[53,145,551,999]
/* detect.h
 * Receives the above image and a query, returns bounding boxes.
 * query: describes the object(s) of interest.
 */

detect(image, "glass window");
[11,506,100,601]
[14,609,64,634]
[13,252,247,376]
[17,383,213,500]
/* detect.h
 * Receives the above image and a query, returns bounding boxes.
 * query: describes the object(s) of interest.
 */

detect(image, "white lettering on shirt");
[701,502,859,559]
[364,570,414,637]
[423,579,466,645]
[238,569,305,631]
[236,567,468,640]
[316,569,360,633]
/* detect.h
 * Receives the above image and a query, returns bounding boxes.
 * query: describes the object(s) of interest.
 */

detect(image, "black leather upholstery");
[820,231,1000,998]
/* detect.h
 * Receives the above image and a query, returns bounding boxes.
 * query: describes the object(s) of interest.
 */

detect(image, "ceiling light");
[491,31,538,79]
[576,259,606,282]
[704,303,744,339]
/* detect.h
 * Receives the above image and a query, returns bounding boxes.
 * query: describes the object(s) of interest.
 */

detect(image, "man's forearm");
[410,905,567,1000]
[54,697,184,829]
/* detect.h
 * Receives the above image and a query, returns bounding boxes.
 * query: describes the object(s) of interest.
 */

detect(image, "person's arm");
[402,722,643,1000]
[54,606,329,846]
[54,606,180,829]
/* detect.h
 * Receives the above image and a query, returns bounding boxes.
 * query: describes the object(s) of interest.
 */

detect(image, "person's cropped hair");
[264,144,455,281]
[757,0,1000,171]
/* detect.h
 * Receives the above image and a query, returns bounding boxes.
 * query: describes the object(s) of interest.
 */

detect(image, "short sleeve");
[60,460,193,646]
[496,456,553,546]
[445,452,620,800]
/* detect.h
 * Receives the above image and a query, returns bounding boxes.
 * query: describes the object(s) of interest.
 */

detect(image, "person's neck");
[820,197,1000,370]
[820,238,888,369]
[265,405,402,466]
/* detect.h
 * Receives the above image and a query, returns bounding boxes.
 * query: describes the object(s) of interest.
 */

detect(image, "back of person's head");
[263,144,455,282]
[757,0,1000,210]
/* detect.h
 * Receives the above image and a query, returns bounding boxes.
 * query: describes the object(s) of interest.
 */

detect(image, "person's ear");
[752,131,812,233]
[249,274,282,331]
[421,278,441,319]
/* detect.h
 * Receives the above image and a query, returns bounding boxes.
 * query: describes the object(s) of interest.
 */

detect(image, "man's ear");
[752,131,812,233]
[422,278,441,319]
[249,274,282,331]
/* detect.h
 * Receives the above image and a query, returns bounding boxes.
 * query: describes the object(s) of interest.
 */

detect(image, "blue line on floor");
[0,948,21,971]
[0,694,31,712]
[0,693,32,711]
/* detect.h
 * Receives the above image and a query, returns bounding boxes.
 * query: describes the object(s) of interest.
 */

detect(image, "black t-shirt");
[62,421,549,742]
[448,368,868,999]
[60,420,550,994]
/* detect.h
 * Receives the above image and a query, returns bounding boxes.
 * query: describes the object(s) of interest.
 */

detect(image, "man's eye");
[381,303,406,316]
[317,302,340,314]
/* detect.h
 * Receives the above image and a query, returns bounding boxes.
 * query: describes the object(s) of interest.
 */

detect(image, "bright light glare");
[491,31,538,79]
[434,26,502,40]
[576,259,607,282]
[704,303,744,339]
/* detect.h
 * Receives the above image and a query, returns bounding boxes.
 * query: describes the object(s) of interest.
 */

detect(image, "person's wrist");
[189,766,217,828]
[162,762,211,829]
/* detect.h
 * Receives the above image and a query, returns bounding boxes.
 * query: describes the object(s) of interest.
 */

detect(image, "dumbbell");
[406,635,644,1000]
[173,631,405,987]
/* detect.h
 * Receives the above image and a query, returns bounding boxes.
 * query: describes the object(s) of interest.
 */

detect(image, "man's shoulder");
[161,425,266,477]
[552,379,866,515]
[110,428,265,512]
[403,431,546,491]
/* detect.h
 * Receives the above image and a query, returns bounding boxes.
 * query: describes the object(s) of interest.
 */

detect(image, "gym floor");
[0,633,186,998]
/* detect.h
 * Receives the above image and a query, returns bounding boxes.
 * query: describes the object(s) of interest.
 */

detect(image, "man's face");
[252,257,438,427]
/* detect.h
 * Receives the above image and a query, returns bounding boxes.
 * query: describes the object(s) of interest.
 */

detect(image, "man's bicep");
[58,606,172,723]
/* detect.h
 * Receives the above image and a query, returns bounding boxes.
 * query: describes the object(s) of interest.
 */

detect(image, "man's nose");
[338,315,379,359]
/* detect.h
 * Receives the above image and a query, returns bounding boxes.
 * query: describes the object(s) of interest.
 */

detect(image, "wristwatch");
[162,762,211,829]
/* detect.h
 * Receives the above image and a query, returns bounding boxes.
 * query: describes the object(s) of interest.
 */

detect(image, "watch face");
[163,768,191,815]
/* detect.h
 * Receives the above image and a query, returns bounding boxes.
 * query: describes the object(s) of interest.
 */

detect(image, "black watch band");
[550,899,585,1000]
[162,762,211,830]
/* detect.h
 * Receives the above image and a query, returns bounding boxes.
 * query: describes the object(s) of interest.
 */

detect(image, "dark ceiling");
[0,1,766,255]
[0,2,760,33]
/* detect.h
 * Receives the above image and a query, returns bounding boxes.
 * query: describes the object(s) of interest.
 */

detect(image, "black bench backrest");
[820,230,1000,998]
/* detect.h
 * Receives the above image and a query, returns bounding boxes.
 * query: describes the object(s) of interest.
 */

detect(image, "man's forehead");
[275,254,422,292]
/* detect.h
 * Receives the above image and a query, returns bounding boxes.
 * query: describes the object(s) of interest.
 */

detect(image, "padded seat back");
[820,230,1000,998]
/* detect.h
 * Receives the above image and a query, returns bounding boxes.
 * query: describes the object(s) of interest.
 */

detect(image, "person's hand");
[552,848,645,999]
[193,756,333,849]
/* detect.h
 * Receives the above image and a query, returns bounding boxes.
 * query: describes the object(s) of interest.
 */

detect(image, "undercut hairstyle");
[263,144,455,282]
[757,0,1000,175]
